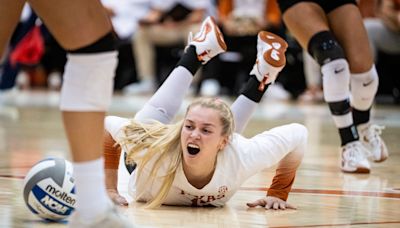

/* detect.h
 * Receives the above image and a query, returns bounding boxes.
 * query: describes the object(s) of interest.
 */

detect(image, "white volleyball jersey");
[105,116,305,207]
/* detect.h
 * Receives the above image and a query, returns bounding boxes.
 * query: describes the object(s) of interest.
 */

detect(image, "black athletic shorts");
[277,0,357,14]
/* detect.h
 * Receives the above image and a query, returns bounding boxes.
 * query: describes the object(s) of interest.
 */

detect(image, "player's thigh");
[328,4,373,73]
[28,0,112,50]
[282,1,329,50]
[0,0,25,54]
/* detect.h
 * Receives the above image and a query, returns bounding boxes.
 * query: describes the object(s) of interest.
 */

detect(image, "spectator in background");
[0,4,38,99]
[363,0,400,103]
[360,0,400,60]
[123,0,212,95]
[101,0,149,90]
[102,0,147,42]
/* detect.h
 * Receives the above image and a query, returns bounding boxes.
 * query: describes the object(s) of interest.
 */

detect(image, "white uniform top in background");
[106,116,306,207]
[231,0,266,20]
[149,0,211,11]
[148,0,215,19]
[101,0,150,39]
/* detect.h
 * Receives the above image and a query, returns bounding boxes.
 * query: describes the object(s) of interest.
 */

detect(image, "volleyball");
[22,157,76,221]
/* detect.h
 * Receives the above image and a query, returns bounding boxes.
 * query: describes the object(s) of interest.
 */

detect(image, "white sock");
[73,158,110,220]
[321,59,350,102]
[350,65,378,110]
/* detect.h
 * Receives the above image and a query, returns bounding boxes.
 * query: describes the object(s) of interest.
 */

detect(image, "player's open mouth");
[187,143,200,155]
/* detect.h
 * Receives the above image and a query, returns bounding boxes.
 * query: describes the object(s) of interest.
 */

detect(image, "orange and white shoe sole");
[259,31,288,68]
[341,166,371,174]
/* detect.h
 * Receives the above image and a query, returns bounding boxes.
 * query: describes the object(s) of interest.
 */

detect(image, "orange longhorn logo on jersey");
[180,189,227,207]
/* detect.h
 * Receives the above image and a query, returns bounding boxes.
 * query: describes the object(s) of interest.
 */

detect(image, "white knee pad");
[60,51,118,111]
[350,65,378,110]
[321,59,350,102]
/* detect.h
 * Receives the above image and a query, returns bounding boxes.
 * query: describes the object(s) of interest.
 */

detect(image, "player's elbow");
[290,123,308,159]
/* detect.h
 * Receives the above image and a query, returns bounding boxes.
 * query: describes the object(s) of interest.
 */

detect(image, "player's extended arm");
[267,150,302,201]
[103,130,128,206]
[247,149,303,210]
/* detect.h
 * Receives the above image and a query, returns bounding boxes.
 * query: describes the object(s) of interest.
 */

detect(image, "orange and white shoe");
[358,123,388,162]
[187,16,227,64]
[250,31,288,91]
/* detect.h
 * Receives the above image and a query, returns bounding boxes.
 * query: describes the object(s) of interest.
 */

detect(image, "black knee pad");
[68,32,117,54]
[328,99,351,115]
[307,31,345,65]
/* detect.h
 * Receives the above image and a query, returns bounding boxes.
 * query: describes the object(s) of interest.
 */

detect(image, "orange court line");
[268,221,400,228]
[2,174,399,199]
[240,187,400,198]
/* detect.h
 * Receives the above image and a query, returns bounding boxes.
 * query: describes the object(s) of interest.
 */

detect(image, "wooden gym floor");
[0,90,399,227]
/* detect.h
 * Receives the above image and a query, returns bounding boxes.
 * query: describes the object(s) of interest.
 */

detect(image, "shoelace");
[343,142,369,163]
[362,124,385,148]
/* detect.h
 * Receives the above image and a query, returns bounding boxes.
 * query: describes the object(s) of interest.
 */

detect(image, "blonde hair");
[119,97,235,208]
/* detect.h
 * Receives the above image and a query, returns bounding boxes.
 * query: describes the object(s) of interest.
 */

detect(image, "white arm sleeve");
[104,116,130,140]
[235,123,307,176]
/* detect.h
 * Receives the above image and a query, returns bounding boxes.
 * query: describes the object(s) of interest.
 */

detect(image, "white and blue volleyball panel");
[23,158,76,221]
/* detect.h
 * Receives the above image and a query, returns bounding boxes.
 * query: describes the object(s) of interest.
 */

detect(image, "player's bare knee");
[348,55,373,74]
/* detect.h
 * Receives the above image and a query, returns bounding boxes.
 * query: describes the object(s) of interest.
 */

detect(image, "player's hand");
[246,196,296,210]
[107,189,129,206]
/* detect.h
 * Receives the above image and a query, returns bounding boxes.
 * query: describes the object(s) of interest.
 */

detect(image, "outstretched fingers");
[247,197,297,210]
[246,198,267,207]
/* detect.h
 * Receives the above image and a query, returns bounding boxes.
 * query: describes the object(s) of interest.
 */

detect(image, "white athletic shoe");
[250,31,288,91]
[358,123,388,162]
[341,141,371,173]
[68,205,134,228]
[187,16,227,64]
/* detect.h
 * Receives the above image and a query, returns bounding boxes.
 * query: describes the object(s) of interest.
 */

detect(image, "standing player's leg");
[281,1,370,173]
[231,31,288,133]
[328,4,388,163]
[0,0,25,56]
[134,16,227,124]
[27,0,132,226]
